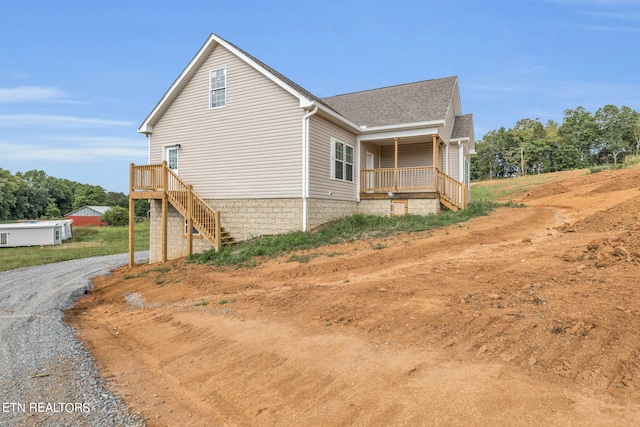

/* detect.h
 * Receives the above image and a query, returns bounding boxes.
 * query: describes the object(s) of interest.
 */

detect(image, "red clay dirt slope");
[67,165,640,426]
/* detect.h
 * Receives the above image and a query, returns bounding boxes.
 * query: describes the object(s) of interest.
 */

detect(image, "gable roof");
[65,205,111,216]
[451,114,474,140]
[139,33,470,137]
[451,114,476,153]
[139,33,322,133]
[321,77,458,128]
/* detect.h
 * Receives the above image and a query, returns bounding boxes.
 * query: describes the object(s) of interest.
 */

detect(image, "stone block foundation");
[149,196,441,263]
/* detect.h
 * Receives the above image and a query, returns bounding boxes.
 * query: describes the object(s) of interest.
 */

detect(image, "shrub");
[100,206,129,226]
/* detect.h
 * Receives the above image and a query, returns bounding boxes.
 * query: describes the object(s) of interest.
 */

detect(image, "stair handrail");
[162,162,222,251]
[437,169,468,209]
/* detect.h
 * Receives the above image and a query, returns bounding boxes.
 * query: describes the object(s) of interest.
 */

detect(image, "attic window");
[210,68,226,109]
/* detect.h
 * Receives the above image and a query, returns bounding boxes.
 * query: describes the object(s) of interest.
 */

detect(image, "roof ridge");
[322,76,458,99]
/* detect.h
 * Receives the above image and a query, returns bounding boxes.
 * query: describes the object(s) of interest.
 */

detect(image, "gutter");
[301,105,319,232]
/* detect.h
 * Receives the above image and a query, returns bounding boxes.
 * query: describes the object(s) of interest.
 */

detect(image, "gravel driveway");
[0,252,148,427]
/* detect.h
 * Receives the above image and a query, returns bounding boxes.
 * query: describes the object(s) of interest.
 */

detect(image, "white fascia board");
[359,126,442,142]
[360,119,445,134]
[214,35,313,107]
[138,125,152,134]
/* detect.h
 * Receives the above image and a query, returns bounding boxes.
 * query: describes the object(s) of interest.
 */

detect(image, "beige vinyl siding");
[438,103,456,143]
[150,43,303,199]
[308,115,358,201]
[380,141,432,168]
[360,141,380,170]
[449,142,460,181]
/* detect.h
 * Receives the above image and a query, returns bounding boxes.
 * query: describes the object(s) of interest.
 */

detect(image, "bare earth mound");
[67,166,640,426]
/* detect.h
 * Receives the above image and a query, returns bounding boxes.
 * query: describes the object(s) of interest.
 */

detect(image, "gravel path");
[0,253,148,427]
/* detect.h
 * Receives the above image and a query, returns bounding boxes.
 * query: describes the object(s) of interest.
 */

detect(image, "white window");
[184,219,200,236]
[0,233,7,245]
[331,139,354,182]
[210,68,226,109]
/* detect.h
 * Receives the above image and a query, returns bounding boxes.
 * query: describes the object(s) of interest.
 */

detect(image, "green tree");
[558,107,598,166]
[47,177,74,215]
[106,191,129,208]
[72,184,108,209]
[134,199,150,218]
[511,118,547,175]
[43,203,62,219]
[0,168,18,220]
[100,206,129,226]
[15,170,53,219]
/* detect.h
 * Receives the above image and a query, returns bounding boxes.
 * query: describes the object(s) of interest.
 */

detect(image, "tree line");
[0,168,149,221]
[471,104,640,180]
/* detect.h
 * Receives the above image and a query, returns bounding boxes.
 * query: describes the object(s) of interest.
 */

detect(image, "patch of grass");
[623,154,640,167]
[193,299,209,307]
[0,221,150,272]
[589,163,624,173]
[190,200,504,268]
[218,298,236,305]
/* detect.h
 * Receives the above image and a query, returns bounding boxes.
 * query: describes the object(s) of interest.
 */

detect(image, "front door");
[163,145,179,174]
[365,152,375,191]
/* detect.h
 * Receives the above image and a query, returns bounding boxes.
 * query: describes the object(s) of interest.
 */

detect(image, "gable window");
[331,139,354,182]
[210,68,226,109]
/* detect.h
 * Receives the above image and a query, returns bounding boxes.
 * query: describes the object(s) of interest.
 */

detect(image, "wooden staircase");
[437,170,468,211]
[128,162,231,265]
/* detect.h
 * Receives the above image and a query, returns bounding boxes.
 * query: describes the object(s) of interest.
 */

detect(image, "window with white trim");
[0,233,7,245]
[331,139,354,182]
[184,219,200,236]
[210,68,226,109]
[166,147,178,171]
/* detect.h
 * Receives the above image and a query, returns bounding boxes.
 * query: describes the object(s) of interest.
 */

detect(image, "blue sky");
[1,0,639,193]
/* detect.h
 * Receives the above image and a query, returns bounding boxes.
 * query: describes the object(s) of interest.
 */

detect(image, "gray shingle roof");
[451,114,474,140]
[218,34,459,128]
[320,76,458,127]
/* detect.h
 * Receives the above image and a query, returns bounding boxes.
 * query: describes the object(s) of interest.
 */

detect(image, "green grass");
[470,170,584,202]
[190,200,504,268]
[0,221,150,272]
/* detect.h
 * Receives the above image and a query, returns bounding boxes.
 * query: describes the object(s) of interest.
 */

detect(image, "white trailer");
[0,220,73,248]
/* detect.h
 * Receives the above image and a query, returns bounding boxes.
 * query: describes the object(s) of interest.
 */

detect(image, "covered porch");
[359,134,468,210]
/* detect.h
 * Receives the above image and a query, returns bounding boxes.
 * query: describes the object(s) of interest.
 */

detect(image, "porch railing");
[360,166,436,193]
[359,166,469,210]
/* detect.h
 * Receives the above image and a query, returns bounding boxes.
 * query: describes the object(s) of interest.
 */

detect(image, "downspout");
[302,105,319,232]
